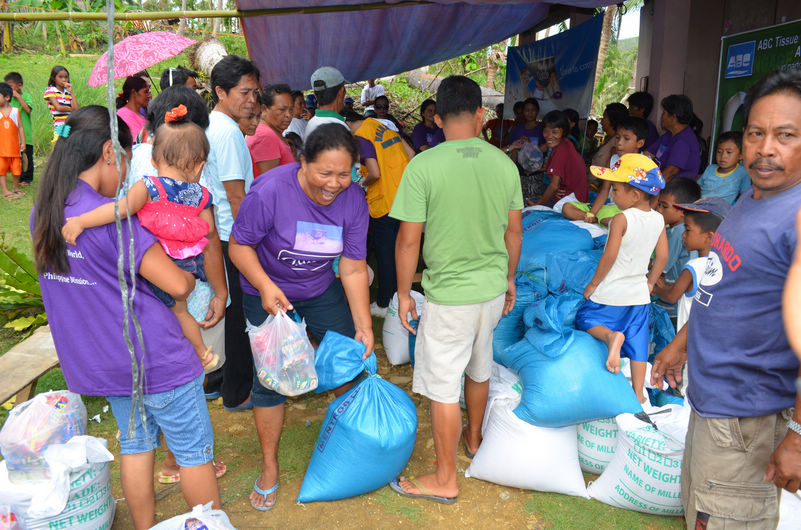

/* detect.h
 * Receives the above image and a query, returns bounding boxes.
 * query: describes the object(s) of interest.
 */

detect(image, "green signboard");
[712,18,801,159]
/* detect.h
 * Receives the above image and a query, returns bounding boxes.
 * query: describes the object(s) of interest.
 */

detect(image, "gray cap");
[674,196,731,220]
[310,66,346,91]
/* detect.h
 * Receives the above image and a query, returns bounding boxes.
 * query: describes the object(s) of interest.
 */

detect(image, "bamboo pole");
[0,1,434,21]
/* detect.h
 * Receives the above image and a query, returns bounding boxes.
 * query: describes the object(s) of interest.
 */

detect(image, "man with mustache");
[651,69,801,528]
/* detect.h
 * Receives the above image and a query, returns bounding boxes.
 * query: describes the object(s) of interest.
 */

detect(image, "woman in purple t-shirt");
[229,123,373,511]
[32,106,220,528]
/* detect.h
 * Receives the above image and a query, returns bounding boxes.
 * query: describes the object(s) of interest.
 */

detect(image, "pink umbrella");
[88,31,197,87]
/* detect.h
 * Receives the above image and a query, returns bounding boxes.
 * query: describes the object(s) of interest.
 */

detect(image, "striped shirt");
[43,85,72,129]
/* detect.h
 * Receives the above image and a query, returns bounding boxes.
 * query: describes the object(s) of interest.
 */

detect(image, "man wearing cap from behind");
[575,153,668,405]
[651,69,801,528]
[304,66,348,140]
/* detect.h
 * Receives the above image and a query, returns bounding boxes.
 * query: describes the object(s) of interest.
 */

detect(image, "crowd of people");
[6,50,798,529]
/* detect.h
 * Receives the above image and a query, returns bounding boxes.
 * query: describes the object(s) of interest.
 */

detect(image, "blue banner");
[504,15,603,119]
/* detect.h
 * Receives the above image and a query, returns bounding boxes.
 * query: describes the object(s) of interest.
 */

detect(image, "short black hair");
[374,95,389,108]
[661,94,694,125]
[684,210,724,233]
[159,66,198,91]
[3,72,22,85]
[0,82,11,99]
[146,85,210,135]
[563,108,579,125]
[342,110,365,122]
[616,117,649,142]
[662,177,701,204]
[260,83,292,108]
[523,97,540,113]
[314,82,344,107]
[302,122,359,166]
[290,90,304,103]
[210,55,260,103]
[628,91,654,117]
[542,110,569,137]
[604,102,629,130]
[743,69,801,126]
[513,101,524,113]
[717,130,743,150]
[436,75,481,120]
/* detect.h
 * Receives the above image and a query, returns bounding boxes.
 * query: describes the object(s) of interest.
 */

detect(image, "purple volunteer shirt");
[645,119,660,149]
[647,126,701,180]
[231,162,369,302]
[34,180,201,396]
[411,123,444,151]
[508,123,543,146]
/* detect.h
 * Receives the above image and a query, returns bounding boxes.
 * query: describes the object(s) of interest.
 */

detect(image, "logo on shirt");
[294,221,343,254]
[456,147,480,159]
[724,41,755,79]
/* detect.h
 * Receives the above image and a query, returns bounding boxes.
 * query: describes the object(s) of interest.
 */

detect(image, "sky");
[619,6,641,40]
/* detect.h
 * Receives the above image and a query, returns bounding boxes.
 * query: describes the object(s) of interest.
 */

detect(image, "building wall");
[637,0,801,144]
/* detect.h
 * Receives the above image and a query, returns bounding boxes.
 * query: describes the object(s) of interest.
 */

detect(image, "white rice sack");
[779,490,801,530]
[151,502,235,530]
[587,405,689,516]
[577,417,618,474]
[382,291,425,365]
[465,401,589,499]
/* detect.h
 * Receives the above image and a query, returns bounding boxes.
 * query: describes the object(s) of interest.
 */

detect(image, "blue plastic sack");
[499,330,642,428]
[648,303,676,363]
[296,367,418,502]
[647,387,685,407]
[518,217,594,274]
[408,319,419,367]
[314,331,377,394]
[545,250,601,296]
[492,274,548,363]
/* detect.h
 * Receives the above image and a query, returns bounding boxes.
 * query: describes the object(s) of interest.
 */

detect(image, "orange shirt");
[0,107,21,158]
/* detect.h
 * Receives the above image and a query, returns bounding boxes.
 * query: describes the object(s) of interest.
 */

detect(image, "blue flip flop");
[250,478,278,511]
[389,476,457,505]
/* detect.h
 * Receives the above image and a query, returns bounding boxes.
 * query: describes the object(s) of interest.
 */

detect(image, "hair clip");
[165,104,188,123]
[55,124,71,138]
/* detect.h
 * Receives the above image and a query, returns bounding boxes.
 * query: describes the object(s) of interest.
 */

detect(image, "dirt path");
[106,347,682,529]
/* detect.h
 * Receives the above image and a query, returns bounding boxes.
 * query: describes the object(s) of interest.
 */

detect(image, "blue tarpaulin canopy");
[237,1,614,90]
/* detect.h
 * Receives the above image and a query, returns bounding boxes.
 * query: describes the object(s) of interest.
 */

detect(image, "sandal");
[3,191,21,199]
[157,461,227,484]
[250,477,278,511]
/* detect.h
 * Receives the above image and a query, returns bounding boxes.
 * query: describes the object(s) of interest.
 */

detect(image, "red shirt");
[483,118,515,147]
[546,140,588,203]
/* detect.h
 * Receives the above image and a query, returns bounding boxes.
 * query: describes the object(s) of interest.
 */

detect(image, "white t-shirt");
[591,208,665,306]
[205,110,253,241]
[304,111,349,141]
[677,256,710,330]
[360,83,385,113]
[283,117,307,139]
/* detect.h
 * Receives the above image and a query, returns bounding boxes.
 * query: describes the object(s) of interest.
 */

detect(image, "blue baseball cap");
[305,94,317,109]
[673,197,731,220]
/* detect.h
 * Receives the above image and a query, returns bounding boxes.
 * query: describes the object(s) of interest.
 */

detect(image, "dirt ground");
[104,342,682,529]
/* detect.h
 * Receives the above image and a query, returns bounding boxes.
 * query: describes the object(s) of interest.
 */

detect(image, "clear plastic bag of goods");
[577,417,618,474]
[313,331,376,394]
[382,291,425,365]
[587,405,690,515]
[0,436,115,530]
[297,364,417,502]
[248,310,318,396]
[0,391,87,481]
[151,502,235,530]
[465,400,589,498]
[517,141,544,172]
[0,506,20,530]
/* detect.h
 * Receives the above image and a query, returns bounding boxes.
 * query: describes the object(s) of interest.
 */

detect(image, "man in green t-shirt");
[389,75,523,504]
[4,73,33,185]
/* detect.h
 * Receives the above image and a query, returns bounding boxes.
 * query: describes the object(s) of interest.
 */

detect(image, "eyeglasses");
[375,104,389,109]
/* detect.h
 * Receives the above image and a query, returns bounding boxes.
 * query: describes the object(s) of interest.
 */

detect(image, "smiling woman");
[228,122,373,512]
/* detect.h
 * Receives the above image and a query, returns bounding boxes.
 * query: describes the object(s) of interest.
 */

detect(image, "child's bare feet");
[605,332,625,373]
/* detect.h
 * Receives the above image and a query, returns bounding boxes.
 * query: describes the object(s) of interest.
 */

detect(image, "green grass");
[372,487,426,524]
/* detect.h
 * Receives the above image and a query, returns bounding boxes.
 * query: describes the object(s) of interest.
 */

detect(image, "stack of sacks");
[0,391,115,530]
[588,405,690,516]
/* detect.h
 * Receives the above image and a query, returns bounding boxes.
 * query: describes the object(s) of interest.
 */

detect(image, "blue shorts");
[574,300,650,363]
[149,254,207,307]
[106,374,214,467]
[243,279,356,408]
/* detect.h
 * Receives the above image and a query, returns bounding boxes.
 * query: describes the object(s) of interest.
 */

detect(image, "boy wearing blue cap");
[576,153,668,402]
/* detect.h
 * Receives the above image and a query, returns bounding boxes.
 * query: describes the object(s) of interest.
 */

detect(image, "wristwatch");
[789,419,801,437]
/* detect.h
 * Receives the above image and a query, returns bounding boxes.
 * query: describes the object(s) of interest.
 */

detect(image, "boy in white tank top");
[575,154,668,403]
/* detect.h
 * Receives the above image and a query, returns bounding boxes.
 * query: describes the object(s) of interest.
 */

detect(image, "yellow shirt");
[355,118,409,218]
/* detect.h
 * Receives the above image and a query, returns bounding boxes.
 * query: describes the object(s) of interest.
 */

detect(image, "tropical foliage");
[0,238,46,338]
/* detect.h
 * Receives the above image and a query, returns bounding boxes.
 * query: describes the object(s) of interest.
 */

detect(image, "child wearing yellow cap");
[575,153,669,403]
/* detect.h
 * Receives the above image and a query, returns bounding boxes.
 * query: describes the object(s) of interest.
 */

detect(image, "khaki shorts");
[682,407,793,529]
[412,293,505,404]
